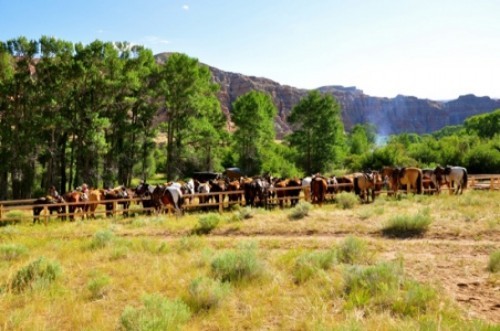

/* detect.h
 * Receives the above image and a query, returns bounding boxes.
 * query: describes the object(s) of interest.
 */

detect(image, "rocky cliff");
[156,53,500,137]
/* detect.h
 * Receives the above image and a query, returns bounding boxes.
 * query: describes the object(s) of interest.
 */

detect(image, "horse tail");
[353,177,360,196]
[417,171,423,194]
[462,169,468,189]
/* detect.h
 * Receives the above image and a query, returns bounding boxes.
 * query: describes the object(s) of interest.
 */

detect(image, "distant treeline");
[0,36,499,199]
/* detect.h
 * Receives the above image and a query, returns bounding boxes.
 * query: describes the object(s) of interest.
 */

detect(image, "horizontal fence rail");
[0,174,498,224]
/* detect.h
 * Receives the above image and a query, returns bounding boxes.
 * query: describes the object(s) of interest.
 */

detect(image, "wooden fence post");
[113,201,117,218]
[219,193,224,213]
[43,206,49,226]
[0,204,2,222]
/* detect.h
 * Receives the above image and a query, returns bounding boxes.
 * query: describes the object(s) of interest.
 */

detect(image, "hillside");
[155,53,500,137]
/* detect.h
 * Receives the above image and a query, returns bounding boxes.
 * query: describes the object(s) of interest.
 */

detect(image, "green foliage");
[119,294,191,331]
[185,276,230,311]
[292,249,337,283]
[231,91,277,175]
[211,241,263,282]
[9,257,61,293]
[288,201,313,220]
[344,262,438,317]
[337,236,371,265]
[287,90,345,174]
[465,109,500,139]
[231,206,254,221]
[382,208,432,238]
[89,230,115,249]
[464,141,500,174]
[488,250,500,273]
[335,192,359,210]
[0,243,28,261]
[194,213,221,235]
[87,273,111,300]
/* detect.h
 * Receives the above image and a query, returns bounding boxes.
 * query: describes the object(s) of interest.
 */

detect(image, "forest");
[1,36,499,200]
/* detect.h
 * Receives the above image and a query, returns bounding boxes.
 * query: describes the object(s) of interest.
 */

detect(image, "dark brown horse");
[32,196,66,224]
[310,175,328,206]
[102,186,134,217]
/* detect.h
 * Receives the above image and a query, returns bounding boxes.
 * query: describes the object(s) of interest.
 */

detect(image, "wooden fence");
[0,174,498,224]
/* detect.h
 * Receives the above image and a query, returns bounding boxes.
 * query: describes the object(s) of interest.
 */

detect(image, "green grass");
[488,250,500,273]
[382,208,432,238]
[335,192,359,209]
[194,213,221,235]
[0,243,28,261]
[288,201,313,220]
[119,294,191,331]
[184,276,230,312]
[337,236,372,265]
[292,249,337,283]
[9,257,61,293]
[211,241,263,283]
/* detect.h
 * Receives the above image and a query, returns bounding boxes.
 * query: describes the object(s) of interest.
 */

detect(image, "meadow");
[0,190,499,330]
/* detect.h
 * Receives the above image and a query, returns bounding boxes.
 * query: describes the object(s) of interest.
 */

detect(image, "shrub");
[335,192,359,209]
[292,249,337,284]
[211,242,263,282]
[185,276,230,311]
[194,213,221,235]
[236,207,254,221]
[382,208,432,238]
[343,262,438,317]
[288,201,312,220]
[119,294,191,331]
[337,236,370,265]
[488,250,500,273]
[344,262,404,311]
[0,244,28,261]
[9,257,61,293]
[89,229,115,249]
[87,274,110,300]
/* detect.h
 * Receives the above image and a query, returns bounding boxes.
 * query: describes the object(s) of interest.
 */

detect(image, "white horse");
[444,166,468,195]
[301,176,312,202]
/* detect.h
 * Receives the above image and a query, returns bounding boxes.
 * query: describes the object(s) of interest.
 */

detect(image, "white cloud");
[143,36,170,45]
[182,4,189,11]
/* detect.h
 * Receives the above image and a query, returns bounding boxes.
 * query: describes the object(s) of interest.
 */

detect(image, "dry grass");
[0,190,498,329]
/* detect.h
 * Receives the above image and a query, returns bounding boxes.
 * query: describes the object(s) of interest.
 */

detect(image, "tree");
[157,53,223,180]
[287,90,345,174]
[231,91,277,175]
[464,109,500,139]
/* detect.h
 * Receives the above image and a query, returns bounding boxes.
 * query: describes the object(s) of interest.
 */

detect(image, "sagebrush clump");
[9,257,61,293]
[382,208,432,238]
[211,241,263,282]
[119,293,191,331]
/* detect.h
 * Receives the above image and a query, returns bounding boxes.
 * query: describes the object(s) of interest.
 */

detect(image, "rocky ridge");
[155,53,500,137]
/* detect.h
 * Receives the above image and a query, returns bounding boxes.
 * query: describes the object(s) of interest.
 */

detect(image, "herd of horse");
[31,165,468,223]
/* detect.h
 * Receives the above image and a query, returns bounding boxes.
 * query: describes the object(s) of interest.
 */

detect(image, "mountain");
[155,53,500,137]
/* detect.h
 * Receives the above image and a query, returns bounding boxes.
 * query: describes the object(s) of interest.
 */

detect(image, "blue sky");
[1,0,499,100]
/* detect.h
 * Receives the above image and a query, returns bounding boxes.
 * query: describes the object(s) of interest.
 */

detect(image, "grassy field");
[0,191,499,330]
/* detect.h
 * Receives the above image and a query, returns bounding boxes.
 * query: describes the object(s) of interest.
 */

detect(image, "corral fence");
[0,174,498,225]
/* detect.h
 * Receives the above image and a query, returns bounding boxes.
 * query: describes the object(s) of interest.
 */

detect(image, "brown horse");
[335,175,355,193]
[274,178,290,208]
[310,175,328,206]
[63,191,87,221]
[382,167,423,195]
[353,171,378,203]
[227,179,242,205]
